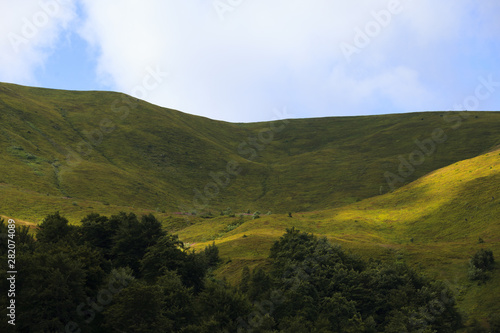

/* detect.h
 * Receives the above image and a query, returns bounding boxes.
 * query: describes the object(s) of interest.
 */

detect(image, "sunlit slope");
[178,149,500,321]
[1,82,500,222]
[184,147,500,257]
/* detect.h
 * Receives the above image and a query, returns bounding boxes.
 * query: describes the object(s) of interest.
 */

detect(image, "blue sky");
[1,0,499,122]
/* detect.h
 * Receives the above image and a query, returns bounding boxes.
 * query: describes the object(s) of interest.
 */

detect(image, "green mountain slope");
[179,148,500,325]
[1,82,500,224]
[1,82,499,327]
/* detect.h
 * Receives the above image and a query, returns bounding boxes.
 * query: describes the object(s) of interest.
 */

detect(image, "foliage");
[470,249,495,271]
[103,280,170,332]
[3,81,500,222]
[248,228,463,332]
[468,249,495,283]
[0,212,474,332]
[36,211,76,244]
[15,244,88,332]
[2,82,500,330]
[0,218,36,253]
[203,242,222,268]
[110,213,165,275]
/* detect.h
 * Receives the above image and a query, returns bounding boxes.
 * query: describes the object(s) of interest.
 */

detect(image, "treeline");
[0,213,467,332]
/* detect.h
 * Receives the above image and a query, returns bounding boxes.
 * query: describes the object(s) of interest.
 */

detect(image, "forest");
[3,212,495,333]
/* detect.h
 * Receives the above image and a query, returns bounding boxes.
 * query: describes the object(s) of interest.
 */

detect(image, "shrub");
[471,249,494,271]
[468,249,495,282]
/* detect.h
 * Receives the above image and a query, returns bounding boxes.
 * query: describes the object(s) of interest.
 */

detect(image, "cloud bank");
[1,0,499,122]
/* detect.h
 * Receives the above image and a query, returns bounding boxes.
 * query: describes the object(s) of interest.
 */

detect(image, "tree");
[0,218,35,254]
[247,268,273,301]
[104,280,170,332]
[111,213,165,275]
[193,280,251,332]
[266,228,461,332]
[140,213,166,246]
[36,211,75,243]
[203,242,221,269]
[156,271,195,331]
[15,245,87,332]
[80,213,116,256]
[240,266,251,294]
[140,234,187,282]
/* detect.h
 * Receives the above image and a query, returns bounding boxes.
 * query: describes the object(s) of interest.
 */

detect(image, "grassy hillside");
[1,82,500,223]
[179,148,500,325]
[1,82,499,327]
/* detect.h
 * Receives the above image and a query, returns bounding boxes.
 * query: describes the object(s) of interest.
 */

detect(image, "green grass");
[176,148,500,324]
[2,82,500,221]
[1,82,500,326]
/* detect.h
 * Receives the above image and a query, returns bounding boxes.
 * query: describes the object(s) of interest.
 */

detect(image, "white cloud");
[0,0,76,84]
[79,0,482,122]
[1,0,498,121]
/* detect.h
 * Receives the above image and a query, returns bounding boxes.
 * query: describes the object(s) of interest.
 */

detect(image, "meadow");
[1,82,499,329]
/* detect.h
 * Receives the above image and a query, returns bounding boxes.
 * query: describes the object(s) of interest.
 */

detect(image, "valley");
[0,82,499,330]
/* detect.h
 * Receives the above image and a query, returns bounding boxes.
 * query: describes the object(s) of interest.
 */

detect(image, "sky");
[0,0,499,123]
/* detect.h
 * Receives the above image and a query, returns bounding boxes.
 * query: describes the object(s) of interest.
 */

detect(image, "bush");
[468,249,495,282]
[468,264,487,283]
[470,249,494,271]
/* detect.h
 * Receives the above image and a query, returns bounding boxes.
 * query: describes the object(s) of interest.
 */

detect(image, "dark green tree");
[103,280,170,332]
[15,245,87,332]
[240,266,251,294]
[80,213,117,256]
[36,211,75,243]
[193,280,252,332]
[266,228,461,332]
[157,271,195,331]
[247,268,273,302]
[203,241,221,269]
[0,218,35,254]
[111,212,165,275]
[140,234,187,282]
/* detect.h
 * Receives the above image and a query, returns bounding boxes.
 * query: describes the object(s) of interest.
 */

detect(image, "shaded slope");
[1,82,500,222]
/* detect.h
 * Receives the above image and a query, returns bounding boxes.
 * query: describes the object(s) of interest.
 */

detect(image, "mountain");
[178,147,500,324]
[1,82,499,326]
[1,82,499,223]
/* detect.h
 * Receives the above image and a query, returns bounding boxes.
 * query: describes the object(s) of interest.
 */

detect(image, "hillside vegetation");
[180,147,500,327]
[1,82,500,223]
[1,82,499,329]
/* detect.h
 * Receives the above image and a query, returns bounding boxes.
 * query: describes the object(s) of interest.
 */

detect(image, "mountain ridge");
[1,82,499,326]
[1,82,500,223]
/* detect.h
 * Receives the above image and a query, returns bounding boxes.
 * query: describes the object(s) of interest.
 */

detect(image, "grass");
[1,82,499,326]
[2,82,500,220]
[177,148,500,324]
